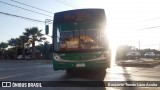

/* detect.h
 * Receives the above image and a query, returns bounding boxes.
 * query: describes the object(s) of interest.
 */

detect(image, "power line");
[69,0,86,7]
[0,0,52,17]
[55,0,75,8]
[138,25,160,31]
[142,17,160,22]
[10,0,54,14]
[63,0,83,8]
[141,44,159,46]
[55,0,79,8]
[0,11,45,23]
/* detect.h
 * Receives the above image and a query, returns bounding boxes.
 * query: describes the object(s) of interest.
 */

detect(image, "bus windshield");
[54,23,107,52]
[53,9,107,53]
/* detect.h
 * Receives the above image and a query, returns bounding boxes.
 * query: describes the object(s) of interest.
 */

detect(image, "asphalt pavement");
[0,59,160,90]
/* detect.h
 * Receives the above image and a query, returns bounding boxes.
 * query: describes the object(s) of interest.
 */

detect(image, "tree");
[0,42,8,49]
[8,38,20,59]
[19,35,29,60]
[0,42,8,59]
[23,27,46,59]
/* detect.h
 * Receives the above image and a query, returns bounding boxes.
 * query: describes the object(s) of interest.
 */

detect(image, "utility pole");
[159,42,160,50]
[139,41,140,50]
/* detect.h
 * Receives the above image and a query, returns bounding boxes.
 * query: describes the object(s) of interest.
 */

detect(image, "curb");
[0,60,52,64]
[118,60,160,67]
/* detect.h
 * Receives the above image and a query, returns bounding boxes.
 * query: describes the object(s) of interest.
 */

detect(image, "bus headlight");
[102,52,108,58]
[53,54,60,61]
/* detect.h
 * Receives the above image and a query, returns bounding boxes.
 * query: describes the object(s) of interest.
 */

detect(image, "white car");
[17,55,31,60]
[144,52,155,58]
[126,52,141,59]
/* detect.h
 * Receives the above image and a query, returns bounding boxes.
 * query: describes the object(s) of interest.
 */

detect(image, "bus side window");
[54,27,61,51]
[56,27,60,42]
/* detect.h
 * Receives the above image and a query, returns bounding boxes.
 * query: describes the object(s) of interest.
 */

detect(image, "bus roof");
[53,9,107,24]
[54,8,105,14]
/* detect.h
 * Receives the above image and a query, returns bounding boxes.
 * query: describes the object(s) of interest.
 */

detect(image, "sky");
[1,0,160,49]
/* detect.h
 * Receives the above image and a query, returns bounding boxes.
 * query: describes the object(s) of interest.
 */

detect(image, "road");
[0,60,160,90]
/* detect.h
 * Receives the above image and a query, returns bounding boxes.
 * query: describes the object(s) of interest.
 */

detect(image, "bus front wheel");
[66,69,74,73]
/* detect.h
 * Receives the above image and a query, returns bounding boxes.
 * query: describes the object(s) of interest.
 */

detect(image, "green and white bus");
[45,9,110,72]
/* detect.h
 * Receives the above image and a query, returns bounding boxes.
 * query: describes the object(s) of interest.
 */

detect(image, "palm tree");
[0,42,8,59]
[19,35,29,60]
[8,38,20,59]
[23,27,46,59]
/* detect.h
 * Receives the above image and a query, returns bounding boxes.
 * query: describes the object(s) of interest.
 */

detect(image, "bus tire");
[66,69,74,73]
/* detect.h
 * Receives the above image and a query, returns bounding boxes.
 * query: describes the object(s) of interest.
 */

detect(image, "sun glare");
[104,8,137,67]
[108,32,119,67]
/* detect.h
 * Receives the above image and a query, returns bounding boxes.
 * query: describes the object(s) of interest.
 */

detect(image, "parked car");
[125,52,140,60]
[144,52,155,58]
[17,55,31,60]
[155,54,160,58]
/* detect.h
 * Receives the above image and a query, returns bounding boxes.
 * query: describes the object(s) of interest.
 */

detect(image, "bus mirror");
[45,25,49,35]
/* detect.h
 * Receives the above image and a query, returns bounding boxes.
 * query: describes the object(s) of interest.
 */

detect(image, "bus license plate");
[76,63,85,67]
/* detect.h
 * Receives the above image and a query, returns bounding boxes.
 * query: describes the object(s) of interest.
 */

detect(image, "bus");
[45,9,110,73]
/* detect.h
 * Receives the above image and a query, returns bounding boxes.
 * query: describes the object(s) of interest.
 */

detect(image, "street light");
[45,19,53,35]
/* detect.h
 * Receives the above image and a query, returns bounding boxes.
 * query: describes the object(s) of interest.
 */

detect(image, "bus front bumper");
[52,60,110,71]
